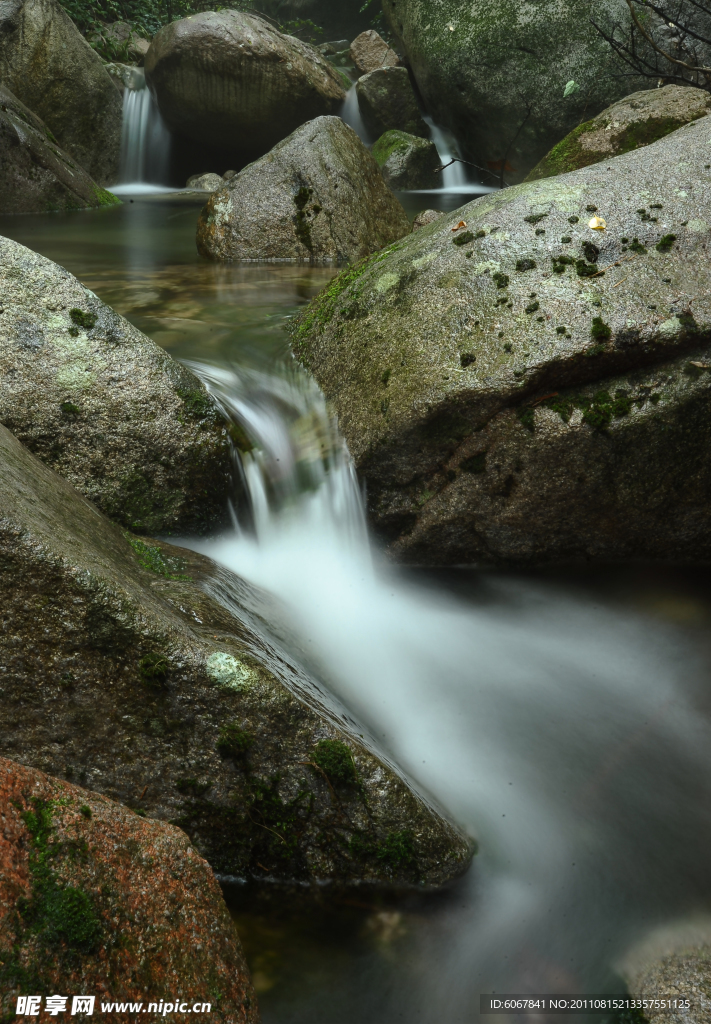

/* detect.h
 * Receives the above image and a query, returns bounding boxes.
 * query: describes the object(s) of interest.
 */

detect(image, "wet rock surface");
[372,130,439,190]
[382,0,643,183]
[413,208,444,231]
[145,11,346,167]
[291,116,711,566]
[0,0,122,185]
[0,86,120,215]
[186,172,224,191]
[0,758,257,1023]
[0,422,473,887]
[197,116,411,262]
[350,29,399,75]
[528,85,711,181]
[356,67,428,139]
[0,235,233,536]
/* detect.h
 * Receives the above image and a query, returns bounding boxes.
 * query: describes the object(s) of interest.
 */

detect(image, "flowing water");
[115,69,172,190]
[3,196,711,1023]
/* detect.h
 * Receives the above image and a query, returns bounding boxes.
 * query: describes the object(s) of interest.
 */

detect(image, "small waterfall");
[116,68,171,189]
[424,115,469,190]
[340,83,374,146]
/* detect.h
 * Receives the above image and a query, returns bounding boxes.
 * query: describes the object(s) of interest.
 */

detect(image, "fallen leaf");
[452,220,467,231]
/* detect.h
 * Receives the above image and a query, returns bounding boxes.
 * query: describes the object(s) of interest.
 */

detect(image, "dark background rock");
[356,66,428,138]
[0,758,257,1023]
[0,0,122,185]
[0,85,120,214]
[527,84,711,181]
[372,129,440,190]
[145,11,346,170]
[0,422,474,888]
[382,0,645,184]
[0,235,234,536]
[291,116,711,566]
[197,116,411,262]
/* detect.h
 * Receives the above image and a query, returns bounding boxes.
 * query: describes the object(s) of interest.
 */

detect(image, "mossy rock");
[0,234,233,536]
[527,85,711,181]
[372,129,440,190]
[291,115,711,566]
[0,423,473,888]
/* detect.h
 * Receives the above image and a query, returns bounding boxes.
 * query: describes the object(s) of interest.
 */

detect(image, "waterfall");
[115,68,172,190]
[423,115,470,190]
[340,84,374,146]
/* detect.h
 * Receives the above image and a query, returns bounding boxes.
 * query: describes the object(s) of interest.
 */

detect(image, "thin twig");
[246,808,286,844]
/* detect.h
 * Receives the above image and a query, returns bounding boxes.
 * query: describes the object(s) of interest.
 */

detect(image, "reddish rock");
[0,758,258,1023]
[350,29,399,75]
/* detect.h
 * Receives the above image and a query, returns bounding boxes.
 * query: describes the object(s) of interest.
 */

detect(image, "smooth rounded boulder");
[356,66,428,138]
[197,116,411,261]
[372,130,440,189]
[0,86,121,214]
[0,422,474,888]
[382,0,644,183]
[0,759,257,1022]
[291,116,711,566]
[0,0,122,184]
[0,235,233,536]
[145,11,347,166]
[527,84,711,181]
[350,29,399,75]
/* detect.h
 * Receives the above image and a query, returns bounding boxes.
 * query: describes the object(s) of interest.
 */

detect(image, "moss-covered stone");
[0,423,473,888]
[372,129,440,190]
[527,85,711,181]
[290,115,711,566]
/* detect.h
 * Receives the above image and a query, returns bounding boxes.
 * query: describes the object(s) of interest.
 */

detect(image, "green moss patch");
[125,535,191,581]
[372,130,412,165]
[216,722,254,759]
[69,308,97,330]
[656,233,677,253]
[453,231,475,246]
[311,739,357,787]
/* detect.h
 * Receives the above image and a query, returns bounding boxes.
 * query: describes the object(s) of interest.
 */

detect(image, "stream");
[3,194,711,1023]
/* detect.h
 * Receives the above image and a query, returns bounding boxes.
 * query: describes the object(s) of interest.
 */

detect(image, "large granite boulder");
[620,920,711,1024]
[0,235,233,536]
[527,84,711,181]
[291,116,711,566]
[145,11,346,167]
[197,116,411,261]
[382,0,644,184]
[356,66,428,139]
[0,758,257,1022]
[0,0,122,185]
[0,86,120,215]
[350,29,399,75]
[0,422,473,887]
[372,129,440,189]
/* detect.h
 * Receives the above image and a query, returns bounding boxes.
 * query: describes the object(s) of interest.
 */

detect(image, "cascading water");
[180,358,711,1022]
[423,115,470,190]
[115,68,172,190]
[340,84,374,146]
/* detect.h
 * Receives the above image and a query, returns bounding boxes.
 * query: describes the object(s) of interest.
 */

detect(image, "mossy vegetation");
[138,651,168,685]
[125,534,192,580]
[294,185,315,252]
[515,258,536,272]
[69,308,97,330]
[591,317,612,341]
[372,130,412,166]
[453,231,475,247]
[216,722,254,759]
[492,272,510,288]
[311,739,357,786]
[175,386,214,419]
[656,233,677,252]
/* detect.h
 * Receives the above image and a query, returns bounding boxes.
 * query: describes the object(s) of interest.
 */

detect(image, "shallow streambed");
[2,195,711,1024]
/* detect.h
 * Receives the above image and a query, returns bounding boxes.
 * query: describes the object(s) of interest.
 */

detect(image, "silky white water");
[116,70,172,187]
[183,360,711,1022]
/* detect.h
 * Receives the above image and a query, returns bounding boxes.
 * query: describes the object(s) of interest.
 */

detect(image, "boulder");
[372,130,440,189]
[0,421,473,887]
[356,66,428,138]
[145,11,346,166]
[197,116,411,262]
[0,758,257,1022]
[350,29,399,75]
[413,208,444,230]
[0,86,121,215]
[527,84,711,181]
[0,235,234,536]
[382,0,644,184]
[104,61,145,94]
[620,921,711,1024]
[0,0,123,185]
[187,172,224,191]
[290,116,711,566]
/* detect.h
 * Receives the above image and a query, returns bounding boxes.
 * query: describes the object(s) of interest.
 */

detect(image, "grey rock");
[290,116,711,566]
[0,421,474,887]
[527,84,711,181]
[320,39,350,55]
[413,208,444,230]
[197,115,411,262]
[104,62,145,94]
[0,0,123,185]
[372,129,440,189]
[0,85,121,215]
[223,169,237,181]
[350,29,399,75]
[0,234,233,536]
[186,172,224,191]
[620,921,711,1024]
[356,67,428,139]
[145,11,346,166]
[383,0,645,184]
